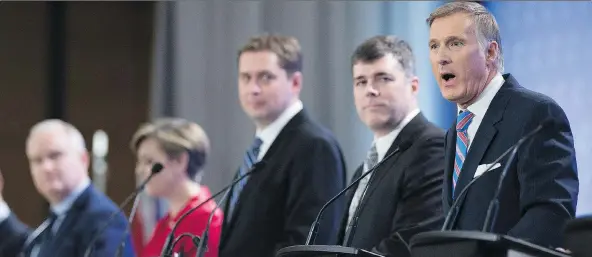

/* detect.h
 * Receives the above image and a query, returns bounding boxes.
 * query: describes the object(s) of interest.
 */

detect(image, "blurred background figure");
[0,119,133,257]
[219,34,347,257]
[130,118,222,257]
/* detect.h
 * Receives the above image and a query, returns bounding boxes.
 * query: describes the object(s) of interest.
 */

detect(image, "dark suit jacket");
[443,74,579,248]
[220,109,347,257]
[0,184,134,257]
[337,113,445,257]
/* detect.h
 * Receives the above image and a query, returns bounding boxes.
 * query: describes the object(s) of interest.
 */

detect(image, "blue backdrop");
[485,2,592,216]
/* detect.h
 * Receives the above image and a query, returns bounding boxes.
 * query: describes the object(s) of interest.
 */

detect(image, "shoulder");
[503,77,566,118]
[80,188,127,228]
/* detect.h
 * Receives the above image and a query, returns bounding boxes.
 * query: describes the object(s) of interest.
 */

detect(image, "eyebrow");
[430,35,465,46]
[354,72,391,81]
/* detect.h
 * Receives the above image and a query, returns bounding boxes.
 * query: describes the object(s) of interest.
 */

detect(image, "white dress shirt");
[255,100,303,161]
[0,178,90,257]
[458,73,505,150]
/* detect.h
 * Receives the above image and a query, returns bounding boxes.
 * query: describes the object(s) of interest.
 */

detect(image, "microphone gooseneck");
[194,189,231,257]
[83,163,163,257]
[159,161,265,257]
[306,141,411,246]
[481,120,552,233]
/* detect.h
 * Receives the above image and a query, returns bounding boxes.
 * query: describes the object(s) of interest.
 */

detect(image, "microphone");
[441,119,554,231]
[113,186,143,256]
[159,161,266,257]
[481,119,554,232]
[194,188,231,257]
[342,141,412,247]
[83,163,164,257]
[305,141,412,246]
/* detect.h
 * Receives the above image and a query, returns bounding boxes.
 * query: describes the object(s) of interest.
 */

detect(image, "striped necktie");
[453,110,474,196]
[228,137,263,220]
[346,144,378,226]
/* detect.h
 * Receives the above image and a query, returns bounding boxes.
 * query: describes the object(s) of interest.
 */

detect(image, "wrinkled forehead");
[429,13,476,42]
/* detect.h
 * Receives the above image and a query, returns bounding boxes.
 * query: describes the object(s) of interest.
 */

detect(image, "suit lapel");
[353,113,427,216]
[453,83,511,199]
[221,110,308,246]
[443,127,456,208]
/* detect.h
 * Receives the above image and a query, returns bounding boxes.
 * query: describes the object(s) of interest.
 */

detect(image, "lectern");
[408,231,570,257]
[276,245,385,257]
[564,216,592,257]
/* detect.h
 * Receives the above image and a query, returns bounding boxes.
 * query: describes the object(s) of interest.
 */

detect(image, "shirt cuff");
[0,201,11,222]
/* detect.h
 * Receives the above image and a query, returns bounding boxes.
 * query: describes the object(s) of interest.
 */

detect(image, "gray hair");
[29,119,87,153]
[427,2,504,73]
[351,35,416,78]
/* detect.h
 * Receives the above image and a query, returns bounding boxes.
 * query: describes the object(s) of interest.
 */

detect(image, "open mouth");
[441,73,456,82]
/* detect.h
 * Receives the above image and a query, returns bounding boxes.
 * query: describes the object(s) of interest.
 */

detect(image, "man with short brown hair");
[219,34,347,257]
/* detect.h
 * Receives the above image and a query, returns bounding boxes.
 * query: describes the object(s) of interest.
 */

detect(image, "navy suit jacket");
[0,184,134,257]
[443,73,579,248]
[220,109,347,257]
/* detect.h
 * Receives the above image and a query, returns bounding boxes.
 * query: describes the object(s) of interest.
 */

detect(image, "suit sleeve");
[275,136,346,251]
[507,100,578,248]
[0,213,31,256]
[374,135,445,257]
[80,212,134,257]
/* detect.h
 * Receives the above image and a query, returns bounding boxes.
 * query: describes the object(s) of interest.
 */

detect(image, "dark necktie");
[227,137,263,220]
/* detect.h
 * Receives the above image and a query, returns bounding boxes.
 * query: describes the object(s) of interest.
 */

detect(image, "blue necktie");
[453,110,474,197]
[228,137,263,219]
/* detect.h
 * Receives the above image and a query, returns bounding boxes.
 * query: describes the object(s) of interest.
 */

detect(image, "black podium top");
[276,245,384,257]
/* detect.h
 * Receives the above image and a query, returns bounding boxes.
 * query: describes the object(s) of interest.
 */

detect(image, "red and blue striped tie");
[453,110,474,196]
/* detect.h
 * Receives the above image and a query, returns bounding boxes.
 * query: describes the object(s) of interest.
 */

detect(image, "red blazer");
[137,186,223,257]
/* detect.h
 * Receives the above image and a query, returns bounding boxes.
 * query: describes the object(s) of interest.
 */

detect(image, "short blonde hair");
[130,118,210,179]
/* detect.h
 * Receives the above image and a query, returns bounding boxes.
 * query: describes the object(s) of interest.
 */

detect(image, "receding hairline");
[27,119,87,153]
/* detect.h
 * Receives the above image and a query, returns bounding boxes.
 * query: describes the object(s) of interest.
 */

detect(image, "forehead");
[429,12,475,40]
[136,137,167,157]
[238,51,281,73]
[352,54,403,77]
[26,129,70,155]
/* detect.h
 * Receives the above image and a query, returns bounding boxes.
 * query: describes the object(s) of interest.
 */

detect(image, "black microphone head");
[151,163,164,174]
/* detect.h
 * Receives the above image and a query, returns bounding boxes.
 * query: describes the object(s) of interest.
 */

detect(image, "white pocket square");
[474,163,501,178]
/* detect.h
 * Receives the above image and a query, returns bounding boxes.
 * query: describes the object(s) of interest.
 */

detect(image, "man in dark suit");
[0,119,133,257]
[219,34,347,257]
[427,2,579,249]
[337,35,445,257]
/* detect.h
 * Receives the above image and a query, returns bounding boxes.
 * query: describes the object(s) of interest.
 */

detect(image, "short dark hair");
[238,34,303,76]
[351,35,416,77]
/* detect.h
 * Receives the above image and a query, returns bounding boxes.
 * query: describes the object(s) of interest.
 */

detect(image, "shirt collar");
[458,73,504,117]
[373,108,420,161]
[256,100,303,148]
[50,177,90,216]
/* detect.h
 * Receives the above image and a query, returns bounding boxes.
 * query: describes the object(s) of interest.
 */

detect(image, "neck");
[459,69,498,109]
[166,181,200,218]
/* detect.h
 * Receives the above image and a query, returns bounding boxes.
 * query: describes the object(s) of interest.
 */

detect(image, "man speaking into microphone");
[337,35,445,257]
[426,2,579,249]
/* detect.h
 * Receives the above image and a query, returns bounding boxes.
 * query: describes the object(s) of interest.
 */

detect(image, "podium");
[563,216,592,257]
[408,231,570,257]
[276,245,385,257]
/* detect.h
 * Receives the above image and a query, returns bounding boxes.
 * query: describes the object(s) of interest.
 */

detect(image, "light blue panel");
[384,1,456,129]
[487,2,592,216]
